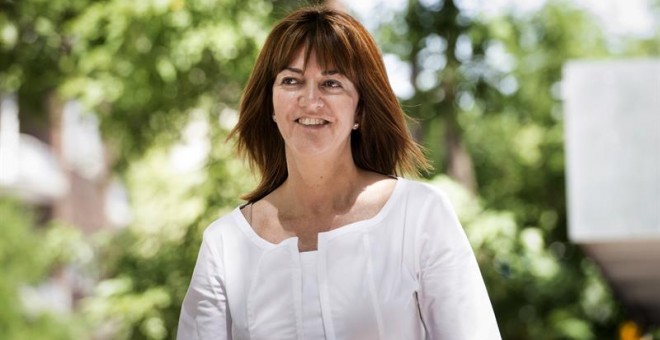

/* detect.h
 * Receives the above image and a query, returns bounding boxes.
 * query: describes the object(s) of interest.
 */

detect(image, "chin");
[287,144,345,159]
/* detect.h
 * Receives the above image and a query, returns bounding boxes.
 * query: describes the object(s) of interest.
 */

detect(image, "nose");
[298,85,324,110]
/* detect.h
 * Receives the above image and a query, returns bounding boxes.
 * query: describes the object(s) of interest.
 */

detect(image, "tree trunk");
[444,110,477,192]
[47,91,109,234]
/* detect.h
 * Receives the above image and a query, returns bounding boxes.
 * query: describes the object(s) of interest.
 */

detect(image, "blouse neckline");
[232,178,407,251]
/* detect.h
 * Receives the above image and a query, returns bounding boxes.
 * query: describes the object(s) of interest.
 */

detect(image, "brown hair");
[229,6,430,203]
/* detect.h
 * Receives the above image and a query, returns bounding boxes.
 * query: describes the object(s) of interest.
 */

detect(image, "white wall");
[563,59,660,242]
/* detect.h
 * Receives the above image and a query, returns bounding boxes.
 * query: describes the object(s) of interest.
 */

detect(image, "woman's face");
[272,48,360,160]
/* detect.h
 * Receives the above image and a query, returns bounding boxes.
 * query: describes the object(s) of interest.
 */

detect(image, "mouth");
[296,117,330,126]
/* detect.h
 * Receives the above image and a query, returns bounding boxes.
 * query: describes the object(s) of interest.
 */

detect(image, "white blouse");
[177,178,501,339]
[300,251,326,339]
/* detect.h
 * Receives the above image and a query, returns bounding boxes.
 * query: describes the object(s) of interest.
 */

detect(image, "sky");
[346,0,657,37]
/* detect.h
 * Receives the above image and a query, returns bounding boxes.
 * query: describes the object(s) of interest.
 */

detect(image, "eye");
[281,77,300,85]
[323,79,342,88]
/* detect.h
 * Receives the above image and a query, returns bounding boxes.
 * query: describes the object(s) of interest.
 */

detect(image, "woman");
[178,6,500,340]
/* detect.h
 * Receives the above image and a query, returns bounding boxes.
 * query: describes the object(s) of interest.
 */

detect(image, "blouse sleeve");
[177,228,232,339]
[415,190,501,339]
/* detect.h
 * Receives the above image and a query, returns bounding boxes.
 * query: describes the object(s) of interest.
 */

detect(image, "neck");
[280,150,363,216]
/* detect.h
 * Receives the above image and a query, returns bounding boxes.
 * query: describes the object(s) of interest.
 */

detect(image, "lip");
[295,117,330,127]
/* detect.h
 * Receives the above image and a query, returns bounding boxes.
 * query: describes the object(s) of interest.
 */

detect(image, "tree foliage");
[1,0,280,337]
[0,198,91,339]
[368,0,658,338]
[1,0,282,166]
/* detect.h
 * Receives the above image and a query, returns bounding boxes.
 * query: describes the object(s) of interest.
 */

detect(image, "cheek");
[340,97,359,119]
[273,91,297,115]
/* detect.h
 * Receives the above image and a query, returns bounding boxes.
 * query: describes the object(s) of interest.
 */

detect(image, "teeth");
[298,118,327,126]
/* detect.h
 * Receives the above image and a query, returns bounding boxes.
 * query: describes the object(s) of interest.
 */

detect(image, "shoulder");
[202,207,245,242]
[396,178,461,231]
[398,178,451,206]
[399,177,440,193]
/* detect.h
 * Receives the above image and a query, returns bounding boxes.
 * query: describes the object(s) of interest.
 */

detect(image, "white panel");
[563,59,660,241]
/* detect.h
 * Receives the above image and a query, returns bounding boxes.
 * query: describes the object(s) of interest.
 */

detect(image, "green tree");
[0,198,90,339]
[368,0,658,338]
[1,0,284,163]
[1,0,289,338]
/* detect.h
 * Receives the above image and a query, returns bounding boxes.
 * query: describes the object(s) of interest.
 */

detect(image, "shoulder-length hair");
[229,6,430,203]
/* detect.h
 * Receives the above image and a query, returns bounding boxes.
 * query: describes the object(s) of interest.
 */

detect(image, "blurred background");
[0,0,658,338]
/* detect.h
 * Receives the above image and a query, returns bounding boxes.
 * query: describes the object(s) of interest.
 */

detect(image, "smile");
[296,118,329,126]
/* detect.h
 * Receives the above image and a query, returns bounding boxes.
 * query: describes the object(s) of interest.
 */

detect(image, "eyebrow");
[282,67,341,75]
